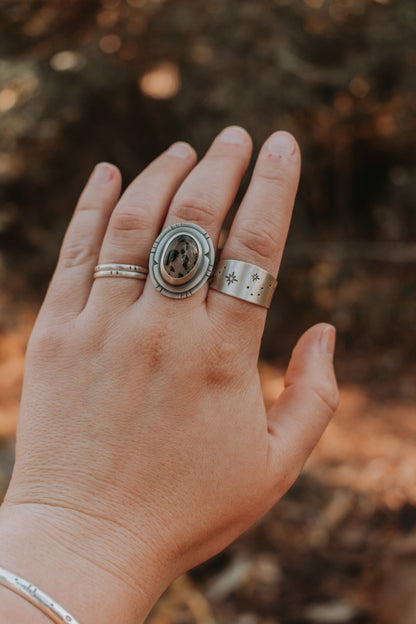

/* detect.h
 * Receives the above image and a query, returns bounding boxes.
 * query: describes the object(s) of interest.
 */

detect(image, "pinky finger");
[41,163,122,319]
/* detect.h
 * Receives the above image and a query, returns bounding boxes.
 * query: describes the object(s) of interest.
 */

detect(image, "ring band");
[94,263,148,273]
[94,270,147,280]
[94,263,148,281]
[210,259,277,308]
[149,223,215,299]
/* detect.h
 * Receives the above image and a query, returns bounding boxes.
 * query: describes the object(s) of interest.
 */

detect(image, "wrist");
[0,500,175,624]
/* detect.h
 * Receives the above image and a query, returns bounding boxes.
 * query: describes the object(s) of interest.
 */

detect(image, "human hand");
[0,127,338,624]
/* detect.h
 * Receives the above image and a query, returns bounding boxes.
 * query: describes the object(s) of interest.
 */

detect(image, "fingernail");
[167,142,194,159]
[219,126,248,144]
[92,162,114,183]
[320,325,336,357]
[267,131,297,156]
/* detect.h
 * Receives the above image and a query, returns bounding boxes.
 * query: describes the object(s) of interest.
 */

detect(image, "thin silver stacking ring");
[94,270,147,280]
[210,259,277,308]
[94,263,148,280]
[94,263,148,274]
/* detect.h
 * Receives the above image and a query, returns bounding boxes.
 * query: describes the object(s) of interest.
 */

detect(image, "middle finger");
[143,126,252,307]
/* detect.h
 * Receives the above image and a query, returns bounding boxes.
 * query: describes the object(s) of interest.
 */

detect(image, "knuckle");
[170,194,218,229]
[267,453,301,501]
[60,240,95,270]
[27,324,65,362]
[236,219,278,262]
[111,208,152,236]
[76,201,101,214]
[137,321,170,373]
[312,381,340,414]
[201,335,239,387]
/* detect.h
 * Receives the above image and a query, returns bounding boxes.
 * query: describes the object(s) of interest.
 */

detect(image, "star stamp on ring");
[225,272,238,285]
[210,260,278,308]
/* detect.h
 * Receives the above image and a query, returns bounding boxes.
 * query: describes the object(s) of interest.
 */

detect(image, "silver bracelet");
[0,566,81,624]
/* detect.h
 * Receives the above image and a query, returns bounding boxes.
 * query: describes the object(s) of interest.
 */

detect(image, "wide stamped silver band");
[210,259,277,308]
[0,565,81,624]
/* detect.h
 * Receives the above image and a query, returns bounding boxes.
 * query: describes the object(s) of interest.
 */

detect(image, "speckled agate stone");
[162,234,200,284]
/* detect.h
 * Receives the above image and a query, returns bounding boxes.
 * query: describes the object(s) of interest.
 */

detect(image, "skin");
[0,127,339,624]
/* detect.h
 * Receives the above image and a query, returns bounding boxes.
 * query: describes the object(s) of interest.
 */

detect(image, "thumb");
[266,323,339,491]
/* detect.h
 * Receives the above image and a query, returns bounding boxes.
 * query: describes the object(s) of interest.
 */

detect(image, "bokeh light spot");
[0,154,24,181]
[375,114,396,137]
[305,15,327,34]
[97,9,119,29]
[50,51,85,72]
[349,76,371,98]
[139,62,181,99]
[22,16,49,37]
[99,34,122,54]
[0,89,19,112]
[191,43,214,64]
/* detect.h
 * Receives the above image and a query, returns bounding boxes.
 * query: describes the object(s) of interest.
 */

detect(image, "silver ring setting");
[149,223,215,298]
[210,259,277,308]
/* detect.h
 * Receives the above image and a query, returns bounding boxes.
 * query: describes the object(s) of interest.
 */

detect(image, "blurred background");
[0,0,415,622]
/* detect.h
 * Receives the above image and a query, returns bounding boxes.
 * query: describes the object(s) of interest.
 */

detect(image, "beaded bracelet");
[0,566,81,624]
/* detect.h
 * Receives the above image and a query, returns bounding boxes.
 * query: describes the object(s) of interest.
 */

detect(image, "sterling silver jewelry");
[210,259,277,308]
[94,263,148,280]
[94,263,148,274]
[149,222,215,299]
[0,566,81,624]
[94,269,147,280]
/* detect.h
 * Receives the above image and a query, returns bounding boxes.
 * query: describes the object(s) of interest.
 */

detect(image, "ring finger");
[207,131,301,349]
